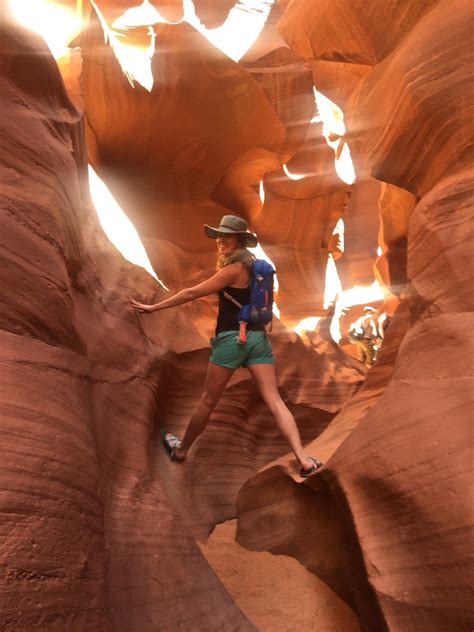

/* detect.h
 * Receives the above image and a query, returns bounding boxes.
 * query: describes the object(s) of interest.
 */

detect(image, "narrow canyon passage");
[1,1,473,631]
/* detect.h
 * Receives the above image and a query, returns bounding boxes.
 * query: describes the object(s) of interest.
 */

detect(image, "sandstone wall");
[2,0,472,630]
[235,1,474,630]
[0,22,259,631]
[1,5,364,629]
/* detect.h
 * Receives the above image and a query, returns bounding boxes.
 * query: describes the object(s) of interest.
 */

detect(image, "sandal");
[161,431,185,462]
[299,456,323,478]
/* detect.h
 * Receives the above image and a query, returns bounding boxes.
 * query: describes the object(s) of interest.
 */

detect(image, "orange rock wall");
[234,1,474,630]
[1,4,364,629]
[0,22,259,631]
[2,0,472,630]
[81,3,351,322]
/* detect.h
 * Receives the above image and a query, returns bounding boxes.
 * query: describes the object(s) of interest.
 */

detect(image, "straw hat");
[203,215,258,248]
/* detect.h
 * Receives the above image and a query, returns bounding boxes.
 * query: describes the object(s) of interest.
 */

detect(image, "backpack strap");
[222,290,243,309]
[222,290,247,343]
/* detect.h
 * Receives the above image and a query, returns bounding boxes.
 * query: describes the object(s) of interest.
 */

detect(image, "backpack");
[223,259,275,343]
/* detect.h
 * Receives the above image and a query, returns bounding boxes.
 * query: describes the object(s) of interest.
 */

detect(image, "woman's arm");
[129,263,243,313]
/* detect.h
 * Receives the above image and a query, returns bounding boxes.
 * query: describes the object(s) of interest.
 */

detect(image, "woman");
[129,215,322,477]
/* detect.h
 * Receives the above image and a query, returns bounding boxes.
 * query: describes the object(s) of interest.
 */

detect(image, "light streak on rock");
[88,166,168,290]
[259,180,265,205]
[313,87,356,185]
[112,0,166,29]
[92,0,155,92]
[282,163,306,181]
[8,0,81,59]
[183,0,275,62]
[335,141,356,185]
[332,217,345,253]
[292,317,321,336]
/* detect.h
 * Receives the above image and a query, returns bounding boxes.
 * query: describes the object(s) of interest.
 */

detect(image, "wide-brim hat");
[203,214,258,248]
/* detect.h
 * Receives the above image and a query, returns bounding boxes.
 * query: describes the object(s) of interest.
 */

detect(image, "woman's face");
[216,233,239,256]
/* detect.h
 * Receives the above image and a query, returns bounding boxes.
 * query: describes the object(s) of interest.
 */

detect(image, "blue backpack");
[223,259,275,342]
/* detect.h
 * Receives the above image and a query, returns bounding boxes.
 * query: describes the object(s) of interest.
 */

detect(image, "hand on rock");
[129,297,154,313]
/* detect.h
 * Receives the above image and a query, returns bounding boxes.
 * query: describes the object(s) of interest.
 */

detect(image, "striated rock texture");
[279,0,441,66]
[1,7,363,630]
[335,177,380,289]
[81,4,286,245]
[0,22,258,631]
[235,0,474,630]
[375,182,417,297]
[3,0,472,631]
[237,304,411,615]
[80,3,350,324]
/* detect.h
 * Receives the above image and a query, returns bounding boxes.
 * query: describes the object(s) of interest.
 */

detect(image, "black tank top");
[216,286,264,334]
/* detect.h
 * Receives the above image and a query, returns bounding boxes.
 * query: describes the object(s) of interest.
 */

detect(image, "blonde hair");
[217,247,255,270]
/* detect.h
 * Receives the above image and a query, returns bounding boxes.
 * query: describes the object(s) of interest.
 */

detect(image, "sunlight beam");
[183,0,275,62]
[283,163,306,181]
[313,87,356,186]
[92,0,155,92]
[88,166,168,290]
[292,316,321,336]
[112,0,166,29]
[9,0,82,59]
[259,179,265,205]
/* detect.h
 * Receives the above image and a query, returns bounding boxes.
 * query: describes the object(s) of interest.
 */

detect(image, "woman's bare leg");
[174,362,235,459]
[246,363,316,472]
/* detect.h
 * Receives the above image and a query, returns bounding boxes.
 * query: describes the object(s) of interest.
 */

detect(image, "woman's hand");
[129,297,155,313]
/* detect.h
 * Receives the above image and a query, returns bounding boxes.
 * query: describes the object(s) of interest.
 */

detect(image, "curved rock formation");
[235,1,474,630]
[152,312,363,541]
[81,4,286,245]
[81,2,351,327]
[236,304,410,614]
[346,2,472,196]
[0,21,257,631]
[3,0,472,630]
[1,6,365,629]
[375,182,417,297]
[335,178,380,289]
[278,0,441,65]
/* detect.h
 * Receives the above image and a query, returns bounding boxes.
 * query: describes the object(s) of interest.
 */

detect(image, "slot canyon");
[0,0,472,630]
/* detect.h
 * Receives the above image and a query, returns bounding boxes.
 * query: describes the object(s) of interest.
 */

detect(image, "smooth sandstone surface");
[199,520,360,632]
[375,182,416,296]
[80,3,351,327]
[0,23,257,631]
[237,0,473,630]
[345,0,474,195]
[278,0,441,65]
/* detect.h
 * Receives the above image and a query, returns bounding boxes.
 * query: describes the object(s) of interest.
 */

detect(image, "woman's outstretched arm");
[129,262,243,313]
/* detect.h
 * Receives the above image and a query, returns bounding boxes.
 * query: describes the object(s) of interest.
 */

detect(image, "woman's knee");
[201,389,222,410]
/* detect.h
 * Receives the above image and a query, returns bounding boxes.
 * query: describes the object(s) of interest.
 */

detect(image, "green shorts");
[210,330,274,369]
